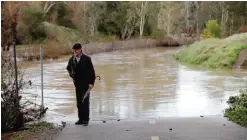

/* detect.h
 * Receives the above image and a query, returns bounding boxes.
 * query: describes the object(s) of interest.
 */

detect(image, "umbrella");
[82,76,101,103]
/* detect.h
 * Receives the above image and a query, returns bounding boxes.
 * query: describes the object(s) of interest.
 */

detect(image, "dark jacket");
[66,53,96,86]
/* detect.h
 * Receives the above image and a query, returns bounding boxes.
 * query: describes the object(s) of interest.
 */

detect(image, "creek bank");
[16,37,185,61]
[174,33,247,70]
[1,121,65,140]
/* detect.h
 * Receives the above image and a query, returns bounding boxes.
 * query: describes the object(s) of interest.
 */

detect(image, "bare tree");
[219,2,229,36]
[158,1,181,36]
[195,1,200,39]
[139,1,148,38]
[185,1,190,29]
[43,1,56,14]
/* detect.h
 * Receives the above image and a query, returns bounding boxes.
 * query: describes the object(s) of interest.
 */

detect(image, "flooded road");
[21,47,247,123]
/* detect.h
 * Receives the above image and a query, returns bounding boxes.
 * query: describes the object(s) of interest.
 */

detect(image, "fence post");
[40,45,44,110]
[13,41,19,109]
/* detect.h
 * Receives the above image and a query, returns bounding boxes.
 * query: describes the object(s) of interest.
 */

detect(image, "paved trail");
[56,116,247,140]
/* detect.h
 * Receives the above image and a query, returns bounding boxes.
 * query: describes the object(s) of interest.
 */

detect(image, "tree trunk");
[195,2,200,39]
[127,26,135,39]
[44,2,56,14]
[140,1,144,38]
[185,1,190,29]
[167,5,171,36]
[121,26,128,40]
[230,13,234,35]
[139,1,148,39]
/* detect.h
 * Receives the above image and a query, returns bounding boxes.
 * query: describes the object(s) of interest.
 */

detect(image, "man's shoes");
[75,120,89,125]
[82,121,89,126]
[75,120,83,125]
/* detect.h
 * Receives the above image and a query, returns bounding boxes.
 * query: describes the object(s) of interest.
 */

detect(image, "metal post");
[40,45,44,110]
[13,41,19,109]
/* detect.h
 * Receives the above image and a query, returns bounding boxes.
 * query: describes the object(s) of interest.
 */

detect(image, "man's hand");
[69,73,73,78]
[89,84,94,89]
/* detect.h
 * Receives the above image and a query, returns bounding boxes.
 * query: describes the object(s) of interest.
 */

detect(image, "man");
[66,43,96,125]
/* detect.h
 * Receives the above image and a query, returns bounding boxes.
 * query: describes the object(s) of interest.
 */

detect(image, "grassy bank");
[224,89,247,127]
[174,33,247,69]
[1,121,64,140]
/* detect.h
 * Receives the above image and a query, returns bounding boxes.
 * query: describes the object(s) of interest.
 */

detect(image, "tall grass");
[174,33,247,69]
[17,40,72,61]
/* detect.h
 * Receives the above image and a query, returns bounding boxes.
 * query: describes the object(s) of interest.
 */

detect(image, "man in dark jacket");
[66,43,96,125]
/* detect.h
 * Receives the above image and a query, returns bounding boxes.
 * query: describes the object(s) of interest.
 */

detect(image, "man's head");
[72,43,82,55]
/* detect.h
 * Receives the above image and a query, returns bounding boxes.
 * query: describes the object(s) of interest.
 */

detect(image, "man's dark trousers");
[74,82,90,121]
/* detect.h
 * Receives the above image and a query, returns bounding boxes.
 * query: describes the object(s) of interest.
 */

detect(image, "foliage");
[17,5,47,43]
[174,33,247,69]
[201,20,222,38]
[224,89,247,127]
[96,1,155,40]
[56,3,77,29]
[1,2,26,48]
[149,30,165,38]
[1,52,29,132]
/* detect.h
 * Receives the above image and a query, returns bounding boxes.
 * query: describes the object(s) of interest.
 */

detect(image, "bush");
[224,89,247,127]
[1,52,28,132]
[201,20,221,39]
[17,5,47,44]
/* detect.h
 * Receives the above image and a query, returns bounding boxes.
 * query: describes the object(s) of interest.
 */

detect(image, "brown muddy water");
[20,47,247,123]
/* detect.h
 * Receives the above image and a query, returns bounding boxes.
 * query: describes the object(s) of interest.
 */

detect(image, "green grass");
[174,33,247,69]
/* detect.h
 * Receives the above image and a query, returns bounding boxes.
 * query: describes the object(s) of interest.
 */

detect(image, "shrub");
[201,20,221,39]
[17,5,47,43]
[224,89,247,127]
[1,52,28,131]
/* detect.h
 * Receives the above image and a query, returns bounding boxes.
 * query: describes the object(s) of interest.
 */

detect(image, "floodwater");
[20,47,247,123]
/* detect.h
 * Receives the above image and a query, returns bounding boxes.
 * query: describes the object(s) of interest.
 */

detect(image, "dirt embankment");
[232,49,247,70]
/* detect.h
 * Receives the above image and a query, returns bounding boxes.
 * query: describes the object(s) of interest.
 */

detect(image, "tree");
[1,2,29,49]
[157,1,181,36]
[17,5,47,43]
[43,1,56,14]
[219,2,229,36]
[201,20,221,38]
[139,1,148,38]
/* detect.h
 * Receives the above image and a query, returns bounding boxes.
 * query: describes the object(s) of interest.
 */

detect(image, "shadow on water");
[20,47,247,123]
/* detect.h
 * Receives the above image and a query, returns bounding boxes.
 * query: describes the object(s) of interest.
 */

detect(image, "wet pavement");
[56,116,247,140]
